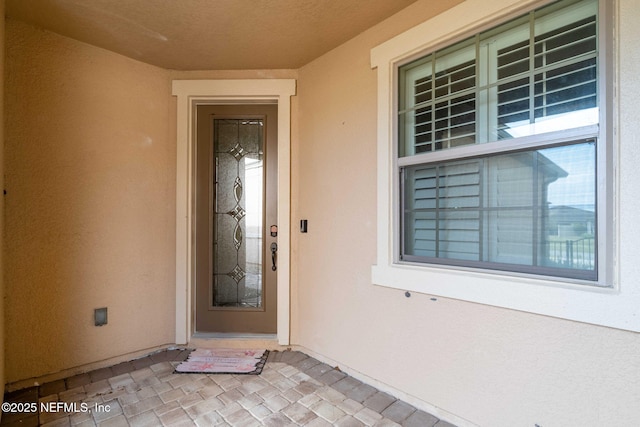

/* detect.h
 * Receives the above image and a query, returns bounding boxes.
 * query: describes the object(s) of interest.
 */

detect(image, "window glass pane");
[402,141,596,279]
[399,0,598,156]
[399,40,476,156]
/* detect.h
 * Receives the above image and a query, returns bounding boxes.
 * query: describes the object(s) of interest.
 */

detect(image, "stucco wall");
[4,19,176,383]
[293,0,640,426]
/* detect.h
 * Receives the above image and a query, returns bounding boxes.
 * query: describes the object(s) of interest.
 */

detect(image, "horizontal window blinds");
[399,0,598,155]
[498,16,597,137]
[404,160,481,261]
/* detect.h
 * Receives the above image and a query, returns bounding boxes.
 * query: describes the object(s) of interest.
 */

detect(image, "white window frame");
[369,0,638,332]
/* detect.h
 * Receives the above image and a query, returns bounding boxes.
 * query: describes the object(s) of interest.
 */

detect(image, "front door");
[195,104,278,333]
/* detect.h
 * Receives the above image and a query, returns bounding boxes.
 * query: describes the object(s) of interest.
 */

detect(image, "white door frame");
[172,79,296,345]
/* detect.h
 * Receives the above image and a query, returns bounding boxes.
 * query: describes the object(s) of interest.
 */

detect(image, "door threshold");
[193,332,278,340]
[189,332,286,350]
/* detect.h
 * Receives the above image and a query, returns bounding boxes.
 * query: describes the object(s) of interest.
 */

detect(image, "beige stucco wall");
[4,19,176,383]
[294,0,640,426]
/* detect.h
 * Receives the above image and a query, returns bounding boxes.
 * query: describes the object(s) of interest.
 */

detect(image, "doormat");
[175,349,269,375]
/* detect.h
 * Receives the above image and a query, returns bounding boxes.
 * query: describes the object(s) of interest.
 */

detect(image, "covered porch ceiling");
[6,0,424,70]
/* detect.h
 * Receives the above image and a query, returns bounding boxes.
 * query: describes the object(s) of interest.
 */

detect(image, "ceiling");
[6,0,423,70]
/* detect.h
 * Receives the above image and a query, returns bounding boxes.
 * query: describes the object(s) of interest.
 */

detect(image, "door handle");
[270,242,277,271]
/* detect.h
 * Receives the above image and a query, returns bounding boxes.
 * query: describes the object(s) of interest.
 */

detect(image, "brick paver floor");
[1,349,457,427]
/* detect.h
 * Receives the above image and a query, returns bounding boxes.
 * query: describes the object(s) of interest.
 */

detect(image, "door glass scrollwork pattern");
[213,119,264,308]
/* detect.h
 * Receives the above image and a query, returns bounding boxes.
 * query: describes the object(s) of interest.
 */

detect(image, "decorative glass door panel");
[213,119,264,308]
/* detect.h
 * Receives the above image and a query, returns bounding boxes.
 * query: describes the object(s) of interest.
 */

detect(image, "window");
[397,0,604,283]
[371,0,635,331]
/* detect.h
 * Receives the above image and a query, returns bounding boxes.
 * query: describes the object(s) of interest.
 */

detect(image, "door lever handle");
[270,242,278,271]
